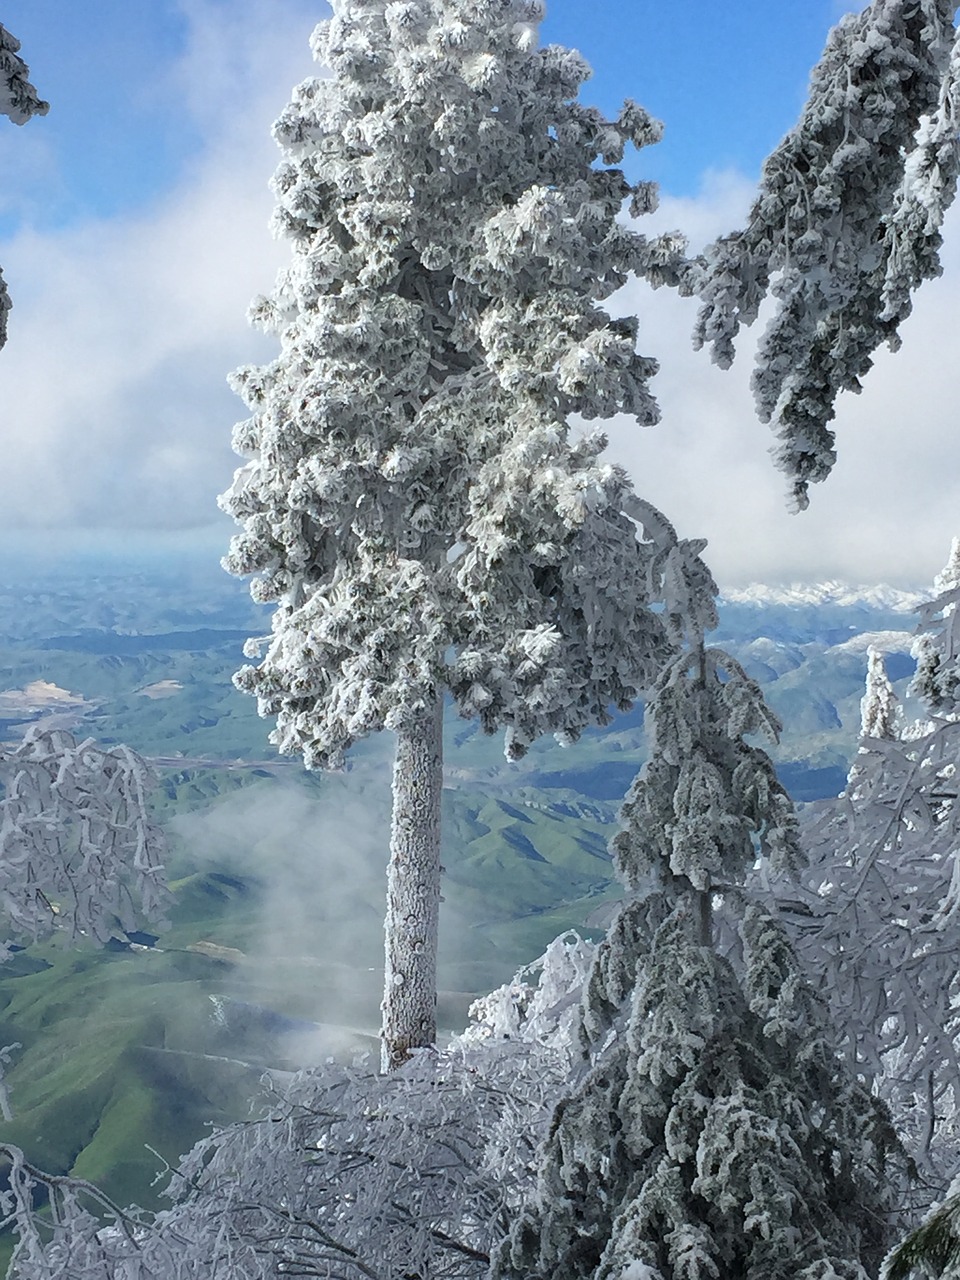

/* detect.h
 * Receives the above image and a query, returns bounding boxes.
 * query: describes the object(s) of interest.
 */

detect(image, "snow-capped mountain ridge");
[830,629,915,655]
[721,582,927,611]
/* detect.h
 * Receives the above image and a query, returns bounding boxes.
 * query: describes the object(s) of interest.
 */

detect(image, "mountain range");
[0,548,932,1230]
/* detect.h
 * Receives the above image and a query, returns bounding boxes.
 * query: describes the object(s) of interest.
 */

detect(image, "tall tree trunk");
[697,884,712,947]
[381,692,444,1072]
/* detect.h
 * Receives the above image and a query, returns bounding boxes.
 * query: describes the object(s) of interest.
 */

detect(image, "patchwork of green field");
[0,550,925,1240]
[0,558,922,804]
[0,760,622,1217]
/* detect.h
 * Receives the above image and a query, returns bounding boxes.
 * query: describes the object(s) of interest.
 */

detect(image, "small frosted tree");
[913,536,960,713]
[0,23,48,349]
[861,644,902,742]
[693,0,960,507]
[221,0,703,1069]
[495,576,900,1280]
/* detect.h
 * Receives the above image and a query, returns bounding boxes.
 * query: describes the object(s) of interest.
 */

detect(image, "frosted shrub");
[0,727,168,952]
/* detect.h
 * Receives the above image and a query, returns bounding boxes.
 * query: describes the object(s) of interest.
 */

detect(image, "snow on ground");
[0,679,88,712]
[829,629,915,655]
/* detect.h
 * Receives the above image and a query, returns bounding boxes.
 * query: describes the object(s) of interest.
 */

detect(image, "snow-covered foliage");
[502,906,899,1280]
[0,24,46,125]
[459,929,595,1065]
[0,726,169,951]
[913,536,960,713]
[884,1169,960,1279]
[2,940,587,1280]
[861,644,901,740]
[579,639,802,1049]
[496,560,901,1280]
[0,24,47,351]
[222,0,713,1065]
[0,1145,160,1280]
[223,0,691,768]
[881,21,960,337]
[693,0,960,509]
[784,544,960,1196]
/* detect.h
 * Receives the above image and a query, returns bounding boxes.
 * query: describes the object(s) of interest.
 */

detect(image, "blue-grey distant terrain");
[0,546,925,1211]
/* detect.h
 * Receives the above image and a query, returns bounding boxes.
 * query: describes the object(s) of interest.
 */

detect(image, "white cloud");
[0,7,957,587]
[607,176,960,587]
[0,0,321,532]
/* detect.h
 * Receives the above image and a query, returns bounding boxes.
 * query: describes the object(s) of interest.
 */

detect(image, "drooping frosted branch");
[0,25,47,125]
[0,727,169,951]
[693,0,959,508]
[0,24,48,351]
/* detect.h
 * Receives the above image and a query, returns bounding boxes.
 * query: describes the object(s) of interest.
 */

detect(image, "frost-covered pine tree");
[913,535,960,713]
[222,0,701,1069]
[693,0,960,508]
[0,23,47,350]
[496,586,900,1280]
[861,645,901,741]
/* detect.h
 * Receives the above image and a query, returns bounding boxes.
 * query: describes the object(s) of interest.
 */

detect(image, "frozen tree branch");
[0,23,48,351]
[0,726,170,952]
[693,0,960,508]
[3,937,588,1279]
[782,541,960,1200]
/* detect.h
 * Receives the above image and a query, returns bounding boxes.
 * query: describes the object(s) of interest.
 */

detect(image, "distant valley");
[0,547,930,1212]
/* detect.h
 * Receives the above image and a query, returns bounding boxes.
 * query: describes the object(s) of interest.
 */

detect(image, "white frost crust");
[381,693,444,1071]
[693,0,960,507]
[221,0,706,770]
[0,24,47,126]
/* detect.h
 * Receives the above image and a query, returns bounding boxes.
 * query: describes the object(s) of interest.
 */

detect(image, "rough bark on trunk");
[697,884,713,947]
[381,692,444,1072]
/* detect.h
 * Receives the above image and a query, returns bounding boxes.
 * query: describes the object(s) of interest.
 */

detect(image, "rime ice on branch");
[0,727,169,952]
[220,0,704,1068]
[497,560,900,1280]
[792,541,960,1195]
[693,0,960,509]
[0,24,48,350]
[0,25,46,125]
[0,939,591,1280]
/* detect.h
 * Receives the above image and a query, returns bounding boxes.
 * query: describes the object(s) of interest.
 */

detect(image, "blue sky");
[1,1,958,585]
[3,1,840,231]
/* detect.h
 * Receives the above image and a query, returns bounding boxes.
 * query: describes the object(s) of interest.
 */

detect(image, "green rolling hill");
[0,549,930,1231]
